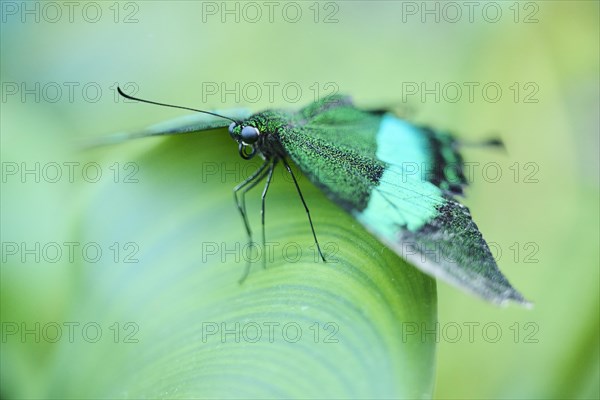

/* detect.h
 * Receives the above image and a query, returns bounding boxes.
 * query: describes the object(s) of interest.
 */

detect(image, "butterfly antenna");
[117,86,238,123]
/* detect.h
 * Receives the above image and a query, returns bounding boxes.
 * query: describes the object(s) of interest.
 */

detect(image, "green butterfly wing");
[85,108,252,147]
[280,96,529,306]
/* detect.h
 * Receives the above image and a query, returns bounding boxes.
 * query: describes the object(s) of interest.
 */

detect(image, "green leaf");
[6,131,438,399]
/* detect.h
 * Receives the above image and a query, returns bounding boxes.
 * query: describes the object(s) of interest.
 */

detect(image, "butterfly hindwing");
[281,96,527,305]
[422,128,467,195]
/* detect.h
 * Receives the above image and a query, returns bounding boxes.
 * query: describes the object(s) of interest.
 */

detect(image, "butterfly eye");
[228,122,237,138]
[241,126,260,144]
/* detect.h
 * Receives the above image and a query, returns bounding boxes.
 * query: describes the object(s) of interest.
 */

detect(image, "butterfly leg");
[233,159,270,244]
[282,159,326,262]
[240,167,271,235]
[236,160,273,284]
[260,160,277,271]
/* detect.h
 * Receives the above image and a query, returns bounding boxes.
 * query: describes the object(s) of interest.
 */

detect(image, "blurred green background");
[1,1,598,399]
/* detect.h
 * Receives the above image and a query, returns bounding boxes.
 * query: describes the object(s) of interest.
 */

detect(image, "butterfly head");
[229,122,262,160]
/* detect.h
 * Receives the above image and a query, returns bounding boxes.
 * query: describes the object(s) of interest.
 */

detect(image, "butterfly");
[95,87,529,306]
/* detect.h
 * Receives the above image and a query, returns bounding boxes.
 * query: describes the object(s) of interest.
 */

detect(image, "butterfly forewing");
[281,96,528,305]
